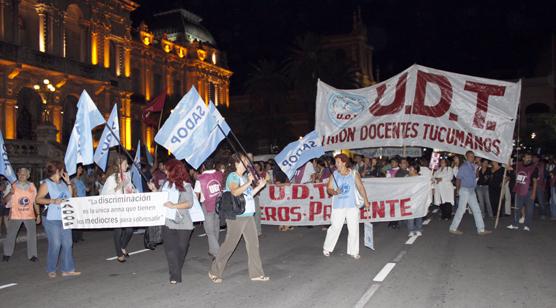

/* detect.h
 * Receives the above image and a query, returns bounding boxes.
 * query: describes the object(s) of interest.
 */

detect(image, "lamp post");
[33,79,56,124]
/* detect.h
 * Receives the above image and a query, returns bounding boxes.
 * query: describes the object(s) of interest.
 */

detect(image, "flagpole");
[105,124,149,183]
[217,122,261,179]
[215,124,260,180]
[153,100,165,167]
[494,163,509,229]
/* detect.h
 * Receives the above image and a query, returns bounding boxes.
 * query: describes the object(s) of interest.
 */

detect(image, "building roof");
[152,9,216,46]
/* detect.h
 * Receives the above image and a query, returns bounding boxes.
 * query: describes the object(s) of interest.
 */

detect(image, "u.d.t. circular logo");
[327,92,369,127]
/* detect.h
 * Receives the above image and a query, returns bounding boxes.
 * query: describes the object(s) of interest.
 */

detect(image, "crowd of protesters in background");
[1,148,555,284]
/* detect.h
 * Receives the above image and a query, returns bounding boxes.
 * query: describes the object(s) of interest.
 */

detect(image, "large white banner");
[61,192,168,229]
[259,176,431,226]
[315,64,521,163]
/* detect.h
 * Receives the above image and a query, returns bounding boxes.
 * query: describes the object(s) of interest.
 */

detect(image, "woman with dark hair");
[323,154,369,259]
[148,159,194,284]
[101,153,136,262]
[35,161,80,278]
[71,164,88,243]
[208,153,268,283]
[407,164,424,236]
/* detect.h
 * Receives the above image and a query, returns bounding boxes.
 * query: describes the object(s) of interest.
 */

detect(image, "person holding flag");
[101,153,136,262]
[94,105,120,172]
[0,130,16,184]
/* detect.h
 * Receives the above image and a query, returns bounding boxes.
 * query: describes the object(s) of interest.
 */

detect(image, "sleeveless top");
[45,179,71,221]
[225,172,255,216]
[9,182,37,220]
[331,169,356,209]
[197,171,223,213]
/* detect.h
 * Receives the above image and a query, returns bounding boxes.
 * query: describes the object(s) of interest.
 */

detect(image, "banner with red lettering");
[259,176,431,225]
[315,64,521,163]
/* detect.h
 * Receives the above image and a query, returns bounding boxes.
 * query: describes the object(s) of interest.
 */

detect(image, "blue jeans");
[407,218,423,232]
[450,187,485,233]
[43,218,75,273]
[550,187,556,218]
[514,192,534,228]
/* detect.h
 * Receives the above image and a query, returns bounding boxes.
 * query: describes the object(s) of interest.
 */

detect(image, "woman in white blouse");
[100,154,136,262]
[434,159,455,220]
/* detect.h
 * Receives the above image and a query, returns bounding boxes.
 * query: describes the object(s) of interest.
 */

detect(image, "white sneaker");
[415,231,422,236]
[523,226,530,231]
[519,216,525,224]
[506,225,518,230]
[408,231,415,237]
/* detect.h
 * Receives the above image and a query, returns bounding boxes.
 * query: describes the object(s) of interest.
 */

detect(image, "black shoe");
[2,255,9,262]
[29,256,39,262]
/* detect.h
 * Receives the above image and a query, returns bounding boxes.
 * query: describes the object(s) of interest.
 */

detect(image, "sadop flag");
[0,130,16,183]
[94,104,120,171]
[64,90,106,176]
[275,130,325,179]
[154,87,228,169]
[131,140,143,193]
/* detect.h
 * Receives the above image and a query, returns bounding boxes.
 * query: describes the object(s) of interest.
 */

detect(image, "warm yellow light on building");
[143,37,150,45]
[38,13,46,53]
[211,52,217,65]
[124,48,131,77]
[125,117,132,150]
[91,32,98,65]
[197,49,207,61]
[176,46,186,58]
[104,38,110,68]
[162,38,173,53]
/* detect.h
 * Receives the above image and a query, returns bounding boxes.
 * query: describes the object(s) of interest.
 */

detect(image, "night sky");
[132,0,556,94]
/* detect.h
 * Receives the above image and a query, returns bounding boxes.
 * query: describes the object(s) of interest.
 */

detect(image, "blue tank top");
[45,179,71,221]
[331,170,356,209]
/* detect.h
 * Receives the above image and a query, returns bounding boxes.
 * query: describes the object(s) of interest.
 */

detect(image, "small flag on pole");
[64,90,106,176]
[131,140,143,193]
[274,130,325,180]
[94,104,120,171]
[0,130,16,183]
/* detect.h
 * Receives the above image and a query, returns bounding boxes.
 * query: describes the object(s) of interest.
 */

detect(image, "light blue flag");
[0,130,16,183]
[154,87,229,169]
[64,90,106,176]
[144,143,154,166]
[93,104,120,171]
[275,130,325,179]
[131,140,143,193]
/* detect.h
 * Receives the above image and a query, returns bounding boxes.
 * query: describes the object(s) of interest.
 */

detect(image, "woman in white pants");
[323,154,369,259]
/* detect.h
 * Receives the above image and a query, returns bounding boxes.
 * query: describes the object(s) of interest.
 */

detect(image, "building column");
[50,105,62,142]
[0,0,5,41]
[4,99,17,139]
[36,5,47,52]
[91,31,99,65]
[124,46,131,77]
[103,35,110,68]
[119,94,132,150]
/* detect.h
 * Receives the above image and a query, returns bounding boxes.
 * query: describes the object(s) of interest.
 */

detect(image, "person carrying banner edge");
[323,154,370,259]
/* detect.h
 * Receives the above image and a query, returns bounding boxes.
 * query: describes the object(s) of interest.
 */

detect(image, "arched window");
[16,88,42,140]
[65,4,84,61]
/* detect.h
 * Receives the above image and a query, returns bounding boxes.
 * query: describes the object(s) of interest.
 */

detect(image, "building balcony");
[0,41,131,90]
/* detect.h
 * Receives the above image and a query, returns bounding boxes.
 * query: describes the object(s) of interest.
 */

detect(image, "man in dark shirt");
[507,153,539,231]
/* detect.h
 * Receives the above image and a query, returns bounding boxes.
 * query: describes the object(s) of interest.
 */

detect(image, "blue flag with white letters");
[275,130,325,180]
[93,104,120,171]
[64,90,106,176]
[154,87,229,169]
[131,140,143,193]
[0,130,16,183]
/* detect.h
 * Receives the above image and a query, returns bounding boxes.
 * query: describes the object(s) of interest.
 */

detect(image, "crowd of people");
[1,149,555,285]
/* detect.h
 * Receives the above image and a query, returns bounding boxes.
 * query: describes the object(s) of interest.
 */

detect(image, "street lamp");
[531,132,536,139]
[33,79,57,124]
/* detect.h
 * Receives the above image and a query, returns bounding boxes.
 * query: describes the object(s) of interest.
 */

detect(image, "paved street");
[1,214,555,308]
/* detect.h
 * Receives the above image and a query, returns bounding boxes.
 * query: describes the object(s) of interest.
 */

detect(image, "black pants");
[113,228,134,257]
[440,203,452,220]
[489,186,502,216]
[162,226,193,282]
[72,229,84,242]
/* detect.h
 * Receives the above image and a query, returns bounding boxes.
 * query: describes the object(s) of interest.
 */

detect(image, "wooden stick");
[494,164,509,229]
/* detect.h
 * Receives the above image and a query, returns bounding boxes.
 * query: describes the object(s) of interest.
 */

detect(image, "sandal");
[208,272,222,284]
[62,271,81,277]
[48,272,56,279]
[323,250,331,257]
[350,254,361,260]
[251,276,270,282]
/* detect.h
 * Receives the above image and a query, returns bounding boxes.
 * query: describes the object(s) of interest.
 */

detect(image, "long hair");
[165,159,190,191]
[106,153,128,185]
[45,160,64,178]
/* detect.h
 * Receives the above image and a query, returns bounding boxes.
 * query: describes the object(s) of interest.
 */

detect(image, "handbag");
[353,170,365,208]
[144,226,163,250]
[215,191,246,216]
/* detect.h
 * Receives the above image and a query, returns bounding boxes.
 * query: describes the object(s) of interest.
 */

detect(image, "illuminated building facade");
[0,1,232,176]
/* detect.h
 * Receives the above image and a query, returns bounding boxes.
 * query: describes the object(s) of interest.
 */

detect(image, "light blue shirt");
[73,178,87,197]
[225,172,255,217]
[331,170,356,209]
[456,161,477,189]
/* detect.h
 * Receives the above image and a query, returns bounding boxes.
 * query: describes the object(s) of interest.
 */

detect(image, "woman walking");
[433,159,455,220]
[148,159,195,284]
[101,154,136,262]
[2,168,40,262]
[208,153,268,283]
[407,164,424,236]
[35,161,80,278]
[323,154,370,259]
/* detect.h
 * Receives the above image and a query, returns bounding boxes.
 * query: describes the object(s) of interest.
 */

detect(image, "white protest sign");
[61,192,168,229]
